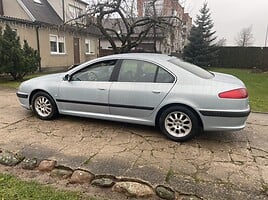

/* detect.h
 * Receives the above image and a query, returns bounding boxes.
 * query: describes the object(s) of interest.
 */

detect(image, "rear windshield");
[168,58,214,79]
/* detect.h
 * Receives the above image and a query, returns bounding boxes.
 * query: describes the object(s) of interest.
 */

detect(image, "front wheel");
[31,92,58,120]
[159,106,201,142]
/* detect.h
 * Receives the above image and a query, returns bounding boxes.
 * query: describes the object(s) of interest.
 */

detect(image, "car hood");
[211,72,245,87]
[30,73,65,81]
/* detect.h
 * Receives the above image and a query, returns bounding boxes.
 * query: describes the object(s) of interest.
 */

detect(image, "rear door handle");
[98,88,106,91]
[152,90,161,94]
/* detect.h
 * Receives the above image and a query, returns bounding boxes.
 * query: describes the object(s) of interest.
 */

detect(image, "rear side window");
[156,67,175,83]
[117,59,175,83]
[168,58,214,79]
[118,60,157,82]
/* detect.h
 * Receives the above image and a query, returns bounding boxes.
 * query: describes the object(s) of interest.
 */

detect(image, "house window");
[33,0,42,4]
[50,35,65,54]
[69,4,82,19]
[85,39,95,55]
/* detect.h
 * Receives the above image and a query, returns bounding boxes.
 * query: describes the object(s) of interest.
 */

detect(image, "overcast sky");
[183,0,268,46]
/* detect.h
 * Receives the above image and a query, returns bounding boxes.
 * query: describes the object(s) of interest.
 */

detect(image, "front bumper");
[16,92,30,109]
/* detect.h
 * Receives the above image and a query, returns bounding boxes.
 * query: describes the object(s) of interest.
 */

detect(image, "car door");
[57,60,117,115]
[109,59,176,118]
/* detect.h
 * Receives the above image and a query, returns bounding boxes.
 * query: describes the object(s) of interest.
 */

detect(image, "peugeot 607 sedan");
[17,53,250,142]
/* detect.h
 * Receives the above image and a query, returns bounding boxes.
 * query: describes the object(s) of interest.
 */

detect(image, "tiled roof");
[20,0,63,25]
[0,15,34,24]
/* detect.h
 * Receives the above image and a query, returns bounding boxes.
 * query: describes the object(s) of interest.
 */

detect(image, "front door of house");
[73,37,80,64]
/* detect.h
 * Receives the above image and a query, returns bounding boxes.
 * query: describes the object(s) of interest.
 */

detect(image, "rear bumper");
[200,110,250,118]
[199,108,251,131]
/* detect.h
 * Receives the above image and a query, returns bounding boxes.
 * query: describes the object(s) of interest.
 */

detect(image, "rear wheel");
[31,92,58,120]
[159,106,200,142]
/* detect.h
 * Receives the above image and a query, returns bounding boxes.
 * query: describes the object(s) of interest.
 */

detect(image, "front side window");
[71,60,117,81]
[50,35,65,54]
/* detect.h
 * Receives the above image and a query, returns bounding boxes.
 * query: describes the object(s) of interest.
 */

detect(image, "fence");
[216,47,268,69]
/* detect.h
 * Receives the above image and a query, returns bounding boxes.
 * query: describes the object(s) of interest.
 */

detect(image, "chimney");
[0,0,4,16]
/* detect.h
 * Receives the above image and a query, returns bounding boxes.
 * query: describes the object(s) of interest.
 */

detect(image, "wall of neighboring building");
[1,0,31,20]
[47,0,87,22]
[136,0,192,53]
[0,19,98,70]
[100,38,163,54]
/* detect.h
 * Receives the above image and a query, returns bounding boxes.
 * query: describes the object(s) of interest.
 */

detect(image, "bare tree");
[235,26,254,47]
[66,0,181,53]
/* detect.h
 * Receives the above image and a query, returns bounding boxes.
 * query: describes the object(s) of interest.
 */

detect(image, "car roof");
[100,53,173,62]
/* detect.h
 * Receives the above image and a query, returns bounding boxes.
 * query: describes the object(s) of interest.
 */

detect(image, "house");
[136,0,192,54]
[100,0,191,55]
[0,0,100,71]
[99,18,167,56]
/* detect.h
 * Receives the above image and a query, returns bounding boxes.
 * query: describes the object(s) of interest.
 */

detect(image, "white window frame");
[49,34,66,55]
[85,39,95,55]
[33,0,42,4]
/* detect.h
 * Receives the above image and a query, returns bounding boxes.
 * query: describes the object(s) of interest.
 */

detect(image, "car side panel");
[109,82,174,118]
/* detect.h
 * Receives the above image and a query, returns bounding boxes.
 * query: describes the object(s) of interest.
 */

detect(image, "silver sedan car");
[17,53,250,141]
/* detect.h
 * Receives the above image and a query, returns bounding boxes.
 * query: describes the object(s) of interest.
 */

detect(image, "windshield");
[168,58,214,79]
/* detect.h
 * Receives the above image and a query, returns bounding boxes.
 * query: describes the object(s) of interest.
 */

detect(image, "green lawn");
[0,173,101,200]
[0,68,267,112]
[0,73,50,89]
[210,68,268,112]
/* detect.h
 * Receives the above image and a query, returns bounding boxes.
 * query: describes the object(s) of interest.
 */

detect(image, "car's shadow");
[58,114,245,144]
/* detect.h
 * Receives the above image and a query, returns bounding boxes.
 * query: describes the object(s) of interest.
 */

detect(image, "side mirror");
[64,74,71,81]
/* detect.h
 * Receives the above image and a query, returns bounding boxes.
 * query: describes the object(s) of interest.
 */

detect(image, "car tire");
[31,91,58,120]
[159,106,200,142]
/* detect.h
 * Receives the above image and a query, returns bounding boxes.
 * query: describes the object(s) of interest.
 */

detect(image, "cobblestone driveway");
[0,88,267,199]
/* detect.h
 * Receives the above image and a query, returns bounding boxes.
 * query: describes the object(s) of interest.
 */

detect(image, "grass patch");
[0,72,51,89]
[165,168,174,183]
[0,173,101,200]
[210,68,268,112]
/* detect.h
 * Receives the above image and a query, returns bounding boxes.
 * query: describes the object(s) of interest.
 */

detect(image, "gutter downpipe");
[62,0,65,22]
[0,0,4,16]
[35,25,41,72]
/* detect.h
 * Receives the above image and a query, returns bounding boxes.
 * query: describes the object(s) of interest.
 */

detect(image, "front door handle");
[98,88,106,91]
[152,90,161,94]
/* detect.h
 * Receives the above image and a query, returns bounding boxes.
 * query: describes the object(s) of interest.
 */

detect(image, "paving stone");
[0,150,24,166]
[70,169,94,184]
[38,160,57,172]
[91,178,115,187]
[21,158,38,170]
[50,166,73,179]
[112,181,154,197]
[155,185,175,200]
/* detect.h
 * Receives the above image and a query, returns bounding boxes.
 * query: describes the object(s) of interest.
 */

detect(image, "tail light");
[218,88,248,99]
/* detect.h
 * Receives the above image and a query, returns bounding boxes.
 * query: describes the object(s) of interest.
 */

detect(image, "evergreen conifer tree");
[183,3,218,67]
[0,24,40,80]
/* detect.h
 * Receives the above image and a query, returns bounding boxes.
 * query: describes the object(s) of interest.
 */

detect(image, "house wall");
[0,20,98,70]
[38,27,98,68]
[2,0,31,20]
[47,0,87,22]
